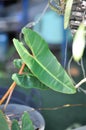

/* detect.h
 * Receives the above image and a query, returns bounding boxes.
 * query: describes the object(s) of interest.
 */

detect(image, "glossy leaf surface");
[13,28,76,94]
[22,112,34,130]
[12,73,48,90]
[13,58,48,90]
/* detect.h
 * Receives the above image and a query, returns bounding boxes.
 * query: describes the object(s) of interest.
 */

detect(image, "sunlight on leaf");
[13,28,76,94]
[64,0,73,29]
[72,23,86,62]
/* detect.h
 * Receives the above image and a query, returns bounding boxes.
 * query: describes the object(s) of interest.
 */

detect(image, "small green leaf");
[13,59,30,73]
[22,112,34,130]
[72,23,86,62]
[64,0,73,29]
[13,59,46,89]
[12,120,20,130]
[12,73,48,90]
[0,110,9,130]
[13,59,23,69]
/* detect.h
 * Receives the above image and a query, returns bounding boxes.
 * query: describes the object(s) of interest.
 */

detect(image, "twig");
[7,103,86,116]
[38,103,86,111]
[0,0,51,107]
[3,89,14,111]
[0,63,25,105]
[25,1,50,28]
[75,77,86,88]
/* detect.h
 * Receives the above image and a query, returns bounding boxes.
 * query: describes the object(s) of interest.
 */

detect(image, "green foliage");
[13,59,30,73]
[11,112,34,130]
[72,22,86,62]
[0,110,35,130]
[12,73,48,90]
[0,111,35,130]
[13,59,48,89]
[12,120,20,130]
[49,0,74,29]
[0,110,9,130]
[22,112,34,130]
[13,28,76,94]
[64,0,73,29]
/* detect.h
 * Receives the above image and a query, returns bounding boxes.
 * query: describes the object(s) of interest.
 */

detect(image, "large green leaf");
[64,0,73,29]
[22,112,34,130]
[13,28,76,94]
[12,73,48,90]
[0,110,9,130]
[12,120,20,130]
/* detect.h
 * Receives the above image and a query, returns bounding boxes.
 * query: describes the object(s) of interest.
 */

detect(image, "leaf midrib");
[32,55,74,91]
[24,33,74,91]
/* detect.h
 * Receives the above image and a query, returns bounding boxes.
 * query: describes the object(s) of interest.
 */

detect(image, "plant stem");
[75,77,86,89]
[0,63,25,105]
[3,88,14,111]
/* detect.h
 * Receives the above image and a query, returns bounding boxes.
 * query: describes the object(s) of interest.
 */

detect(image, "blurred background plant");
[0,45,16,79]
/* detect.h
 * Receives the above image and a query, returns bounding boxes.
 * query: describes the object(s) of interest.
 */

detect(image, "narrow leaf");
[0,110,9,130]
[13,28,76,94]
[12,120,20,130]
[72,23,86,62]
[12,73,49,90]
[22,112,34,130]
[64,0,73,29]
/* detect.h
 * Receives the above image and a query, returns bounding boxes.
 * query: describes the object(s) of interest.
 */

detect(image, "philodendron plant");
[13,28,76,94]
[0,110,34,130]
[0,27,76,130]
[0,0,86,129]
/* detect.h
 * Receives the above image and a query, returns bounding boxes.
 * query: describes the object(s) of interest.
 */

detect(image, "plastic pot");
[74,126,86,130]
[0,104,45,130]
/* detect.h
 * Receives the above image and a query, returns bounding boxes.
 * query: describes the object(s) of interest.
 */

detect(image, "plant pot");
[74,126,86,130]
[0,104,45,130]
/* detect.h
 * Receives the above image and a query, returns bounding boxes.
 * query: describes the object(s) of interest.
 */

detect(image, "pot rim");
[0,103,45,130]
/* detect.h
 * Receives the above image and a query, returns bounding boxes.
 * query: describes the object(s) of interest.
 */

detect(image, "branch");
[0,63,25,105]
